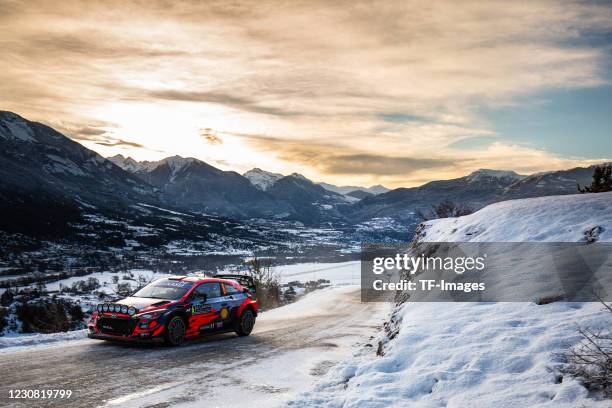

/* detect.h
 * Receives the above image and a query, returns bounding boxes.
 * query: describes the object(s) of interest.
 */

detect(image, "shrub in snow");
[416,199,473,221]
[245,257,281,310]
[564,297,612,397]
[578,164,612,193]
[16,299,84,334]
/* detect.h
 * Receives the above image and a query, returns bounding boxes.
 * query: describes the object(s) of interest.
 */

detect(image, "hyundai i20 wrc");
[87,274,258,346]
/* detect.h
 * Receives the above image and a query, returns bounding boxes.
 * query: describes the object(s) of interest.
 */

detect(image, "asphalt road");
[0,288,389,408]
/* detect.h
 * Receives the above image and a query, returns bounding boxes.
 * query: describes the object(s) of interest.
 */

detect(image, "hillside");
[111,155,291,219]
[294,192,612,407]
[420,191,612,242]
[346,169,524,223]
[0,111,159,236]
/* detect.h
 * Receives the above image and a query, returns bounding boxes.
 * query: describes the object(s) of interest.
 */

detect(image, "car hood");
[116,297,174,311]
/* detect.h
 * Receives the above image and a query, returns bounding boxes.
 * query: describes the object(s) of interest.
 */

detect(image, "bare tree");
[563,293,612,396]
[416,200,473,221]
[244,257,280,309]
[135,274,153,291]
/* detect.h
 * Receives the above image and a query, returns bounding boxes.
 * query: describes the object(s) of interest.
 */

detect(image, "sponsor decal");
[220,307,229,319]
[191,304,211,315]
[200,321,224,331]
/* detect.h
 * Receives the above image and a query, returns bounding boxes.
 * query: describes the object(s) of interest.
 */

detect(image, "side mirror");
[197,293,208,303]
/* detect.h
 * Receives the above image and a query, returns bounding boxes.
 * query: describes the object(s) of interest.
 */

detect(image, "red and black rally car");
[87,274,258,346]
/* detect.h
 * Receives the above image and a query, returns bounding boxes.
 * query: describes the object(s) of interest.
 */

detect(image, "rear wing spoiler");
[215,274,257,297]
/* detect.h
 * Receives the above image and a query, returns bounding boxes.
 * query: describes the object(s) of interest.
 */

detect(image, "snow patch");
[243,168,284,191]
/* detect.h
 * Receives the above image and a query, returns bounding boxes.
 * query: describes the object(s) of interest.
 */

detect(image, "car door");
[222,282,246,324]
[188,282,223,334]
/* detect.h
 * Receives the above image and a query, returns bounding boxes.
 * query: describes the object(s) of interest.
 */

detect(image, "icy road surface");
[0,286,390,408]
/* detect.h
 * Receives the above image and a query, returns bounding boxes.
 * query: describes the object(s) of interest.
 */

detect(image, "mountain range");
[0,110,604,238]
[109,155,350,223]
[0,111,160,236]
[242,167,389,196]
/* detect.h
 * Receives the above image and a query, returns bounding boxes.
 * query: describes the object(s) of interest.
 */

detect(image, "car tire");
[235,309,255,337]
[164,316,186,346]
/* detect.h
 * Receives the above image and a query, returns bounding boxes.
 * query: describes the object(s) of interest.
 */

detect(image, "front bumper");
[88,314,165,343]
[87,331,165,344]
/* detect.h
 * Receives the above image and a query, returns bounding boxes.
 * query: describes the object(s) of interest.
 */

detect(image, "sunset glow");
[2,0,611,187]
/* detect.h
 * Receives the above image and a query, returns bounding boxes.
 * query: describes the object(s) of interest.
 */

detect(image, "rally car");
[87,274,258,346]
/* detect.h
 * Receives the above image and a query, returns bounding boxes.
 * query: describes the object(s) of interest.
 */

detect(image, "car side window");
[224,283,240,295]
[195,283,221,299]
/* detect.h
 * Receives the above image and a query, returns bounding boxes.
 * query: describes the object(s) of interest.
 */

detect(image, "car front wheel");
[235,309,255,337]
[164,316,186,346]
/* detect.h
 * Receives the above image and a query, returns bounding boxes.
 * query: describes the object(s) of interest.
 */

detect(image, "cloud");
[49,119,116,141]
[320,154,455,176]
[230,131,608,187]
[148,89,301,116]
[94,139,145,148]
[229,132,459,177]
[200,128,223,144]
[47,119,145,149]
[0,0,611,186]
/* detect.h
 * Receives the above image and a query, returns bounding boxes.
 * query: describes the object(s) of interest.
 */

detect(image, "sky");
[1,0,611,188]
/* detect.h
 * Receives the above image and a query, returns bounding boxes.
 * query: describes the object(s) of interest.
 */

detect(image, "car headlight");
[121,305,128,314]
[138,309,167,320]
[128,306,137,316]
[103,304,109,312]
[114,304,121,313]
[97,304,103,312]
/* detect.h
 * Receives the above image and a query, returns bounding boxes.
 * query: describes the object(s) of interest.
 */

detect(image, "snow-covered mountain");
[299,192,612,407]
[109,154,198,178]
[111,155,292,219]
[243,168,284,191]
[502,165,600,199]
[0,111,159,235]
[465,168,524,183]
[266,174,349,223]
[242,166,389,198]
[111,157,347,223]
[346,168,526,224]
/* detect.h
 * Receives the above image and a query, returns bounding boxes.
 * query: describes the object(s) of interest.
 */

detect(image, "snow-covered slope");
[243,168,284,191]
[109,154,196,177]
[292,192,612,407]
[420,191,612,243]
[465,168,524,183]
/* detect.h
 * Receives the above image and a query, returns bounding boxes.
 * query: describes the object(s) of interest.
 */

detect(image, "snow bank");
[0,329,87,350]
[421,191,612,242]
[291,192,612,407]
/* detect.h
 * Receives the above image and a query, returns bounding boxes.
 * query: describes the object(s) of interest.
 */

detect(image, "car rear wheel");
[235,309,255,337]
[164,316,186,346]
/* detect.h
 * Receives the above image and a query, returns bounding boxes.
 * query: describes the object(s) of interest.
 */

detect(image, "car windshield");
[132,279,193,300]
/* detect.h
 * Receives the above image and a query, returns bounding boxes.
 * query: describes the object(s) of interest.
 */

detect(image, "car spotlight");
[113,304,120,313]
[121,305,128,314]
[128,307,136,316]
[97,304,103,312]
[103,304,109,312]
